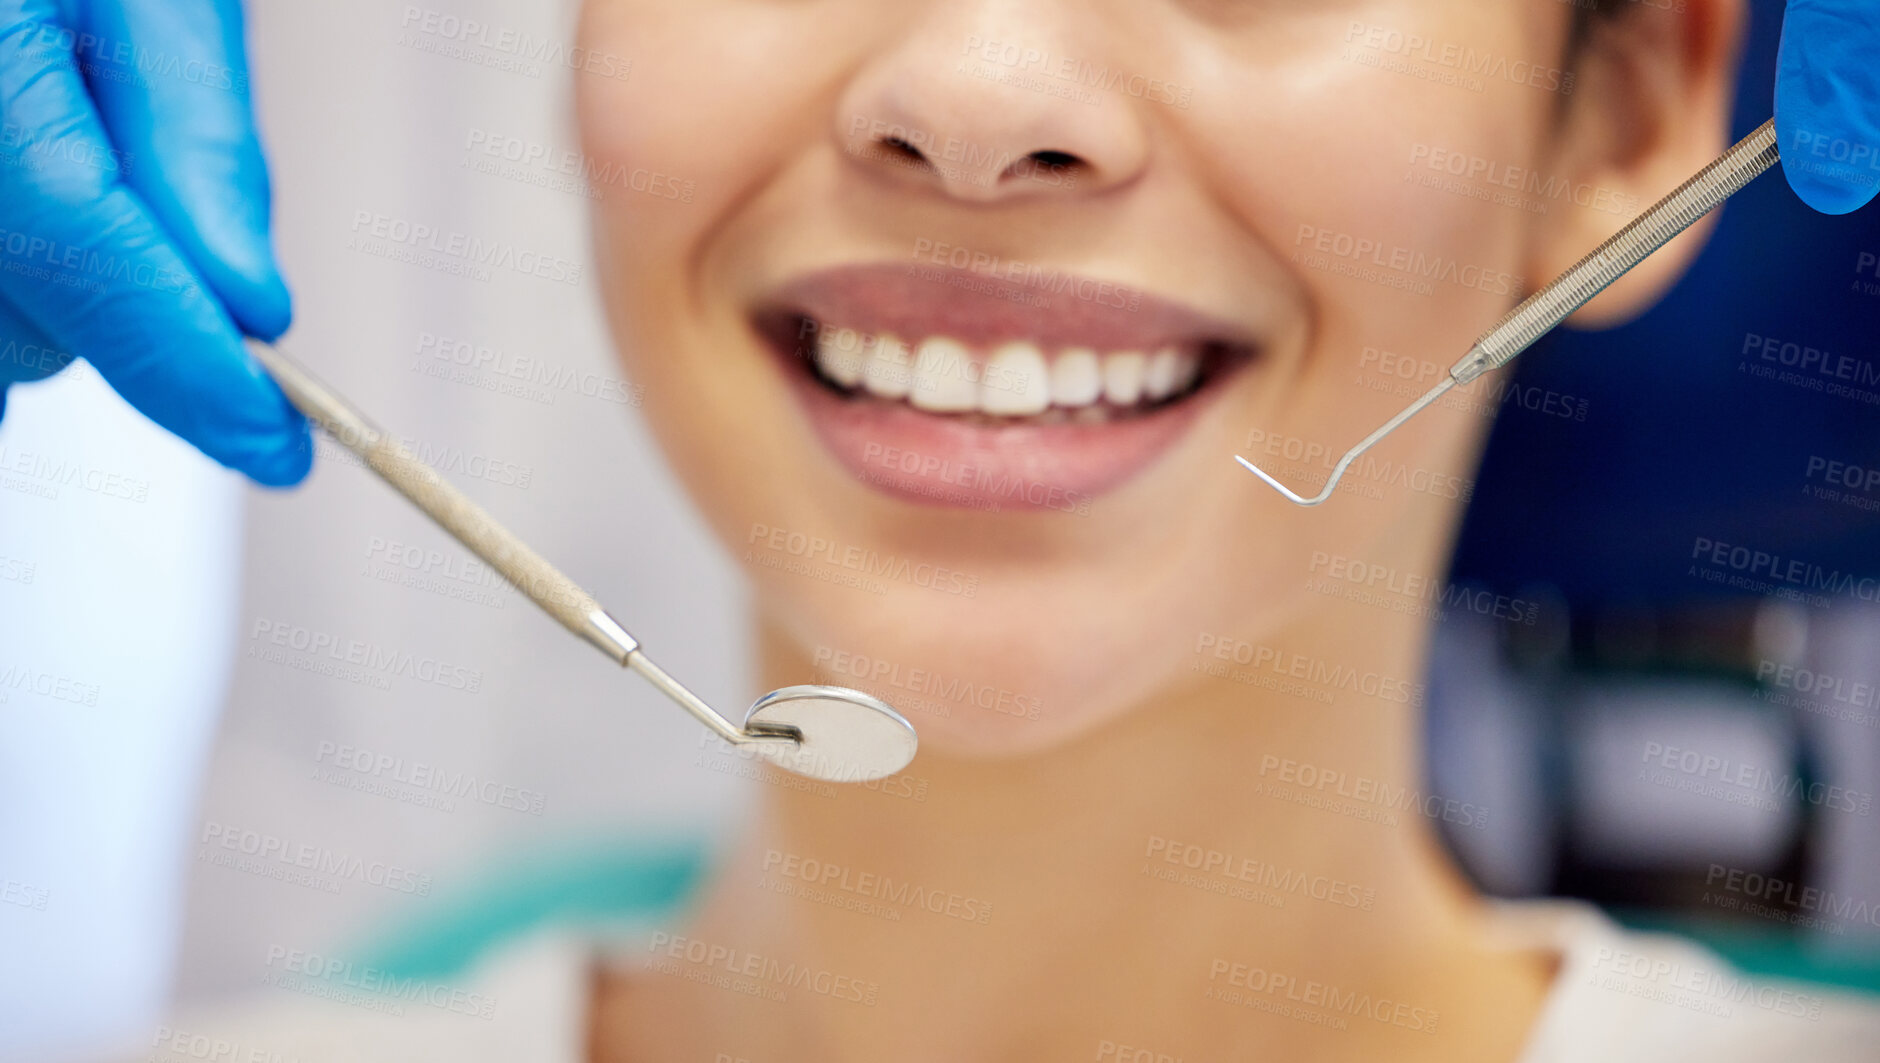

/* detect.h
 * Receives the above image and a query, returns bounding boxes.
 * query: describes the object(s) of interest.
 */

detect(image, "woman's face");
[576,0,1579,756]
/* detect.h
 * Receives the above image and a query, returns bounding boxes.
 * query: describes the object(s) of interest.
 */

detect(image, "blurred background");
[1,0,1877,1059]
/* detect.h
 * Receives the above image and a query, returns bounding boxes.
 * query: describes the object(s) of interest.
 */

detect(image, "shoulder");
[1494,899,1880,1063]
[130,932,594,1063]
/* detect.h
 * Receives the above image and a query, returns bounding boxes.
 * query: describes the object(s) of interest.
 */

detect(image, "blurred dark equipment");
[1433,0,1880,992]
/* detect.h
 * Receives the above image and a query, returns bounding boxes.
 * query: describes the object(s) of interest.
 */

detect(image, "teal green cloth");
[1613,909,1880,997]
[353,835,710,980]
[347,835,1879,998]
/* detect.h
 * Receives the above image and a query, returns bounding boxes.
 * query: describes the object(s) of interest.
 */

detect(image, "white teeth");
[908,337,978,412]
[810,324,1208,418]
[861,333,913,399]
[1145,346,1199,401]
[982,342,1052,416]
[1171,350,1201,394]
[1102,351,1146,406]
[1050,348,1103,407]
[814,328,866,388]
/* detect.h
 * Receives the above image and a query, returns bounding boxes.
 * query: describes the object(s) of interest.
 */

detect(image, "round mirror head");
[743,685,918,784]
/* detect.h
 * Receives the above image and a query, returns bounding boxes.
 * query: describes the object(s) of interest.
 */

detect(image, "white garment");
[124,901,1880,1062]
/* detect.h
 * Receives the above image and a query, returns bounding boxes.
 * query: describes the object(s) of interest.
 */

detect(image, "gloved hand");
[0,0,309,485]
[1777,0,1880,215]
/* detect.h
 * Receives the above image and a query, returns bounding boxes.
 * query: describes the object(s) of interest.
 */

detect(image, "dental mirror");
[248,341,919,784]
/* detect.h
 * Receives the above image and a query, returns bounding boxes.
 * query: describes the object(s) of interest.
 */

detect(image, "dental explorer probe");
[1238,117,1782,506]
[248,342,917,784]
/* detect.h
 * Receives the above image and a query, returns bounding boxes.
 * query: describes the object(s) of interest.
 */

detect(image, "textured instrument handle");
[1452,118,1780,384]
[250,343,634,660]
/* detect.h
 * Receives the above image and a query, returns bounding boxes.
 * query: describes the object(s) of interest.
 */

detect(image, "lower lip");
[774,348,1228,513]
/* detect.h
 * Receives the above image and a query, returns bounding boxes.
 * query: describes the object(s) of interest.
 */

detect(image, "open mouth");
[754,262,1260,510]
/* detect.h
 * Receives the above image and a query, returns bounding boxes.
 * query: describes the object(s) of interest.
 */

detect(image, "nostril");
[881,136,929,164]
[1004,149,1087,187]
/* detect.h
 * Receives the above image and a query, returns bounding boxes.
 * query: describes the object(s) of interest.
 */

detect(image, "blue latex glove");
[0,0,309,485]
[1777,0,1880,215]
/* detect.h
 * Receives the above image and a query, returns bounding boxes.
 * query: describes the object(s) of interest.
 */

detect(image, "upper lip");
[756,262,1263,354]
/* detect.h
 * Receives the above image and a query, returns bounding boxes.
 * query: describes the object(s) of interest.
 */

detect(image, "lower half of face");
[577,0,1565,756]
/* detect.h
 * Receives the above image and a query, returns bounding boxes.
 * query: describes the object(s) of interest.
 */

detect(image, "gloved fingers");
[0,1,308,484]
[0,290,75,387]
[1775,0,1880,215]
[6,186,311,484]
[77,0,291,339]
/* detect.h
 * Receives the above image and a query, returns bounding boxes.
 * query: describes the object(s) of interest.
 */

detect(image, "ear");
[1526,0,1746,328]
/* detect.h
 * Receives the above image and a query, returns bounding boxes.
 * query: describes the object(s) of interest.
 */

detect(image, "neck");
[598,540,1554,1063]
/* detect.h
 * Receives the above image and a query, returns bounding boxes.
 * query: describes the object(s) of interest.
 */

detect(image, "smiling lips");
[757,262,1258,510]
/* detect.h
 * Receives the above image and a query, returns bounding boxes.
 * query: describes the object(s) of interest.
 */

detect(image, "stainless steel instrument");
[1239,118,1781,506]
[249,341,918,784]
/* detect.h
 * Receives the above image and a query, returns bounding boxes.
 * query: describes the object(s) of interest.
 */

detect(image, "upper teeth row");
[813,330,1201,416]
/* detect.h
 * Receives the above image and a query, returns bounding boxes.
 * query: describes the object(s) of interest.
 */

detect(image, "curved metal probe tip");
[1237,119,1781,508]
[1236,376,1456,506]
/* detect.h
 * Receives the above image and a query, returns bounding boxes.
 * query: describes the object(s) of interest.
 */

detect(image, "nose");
[835,7,1151,203]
